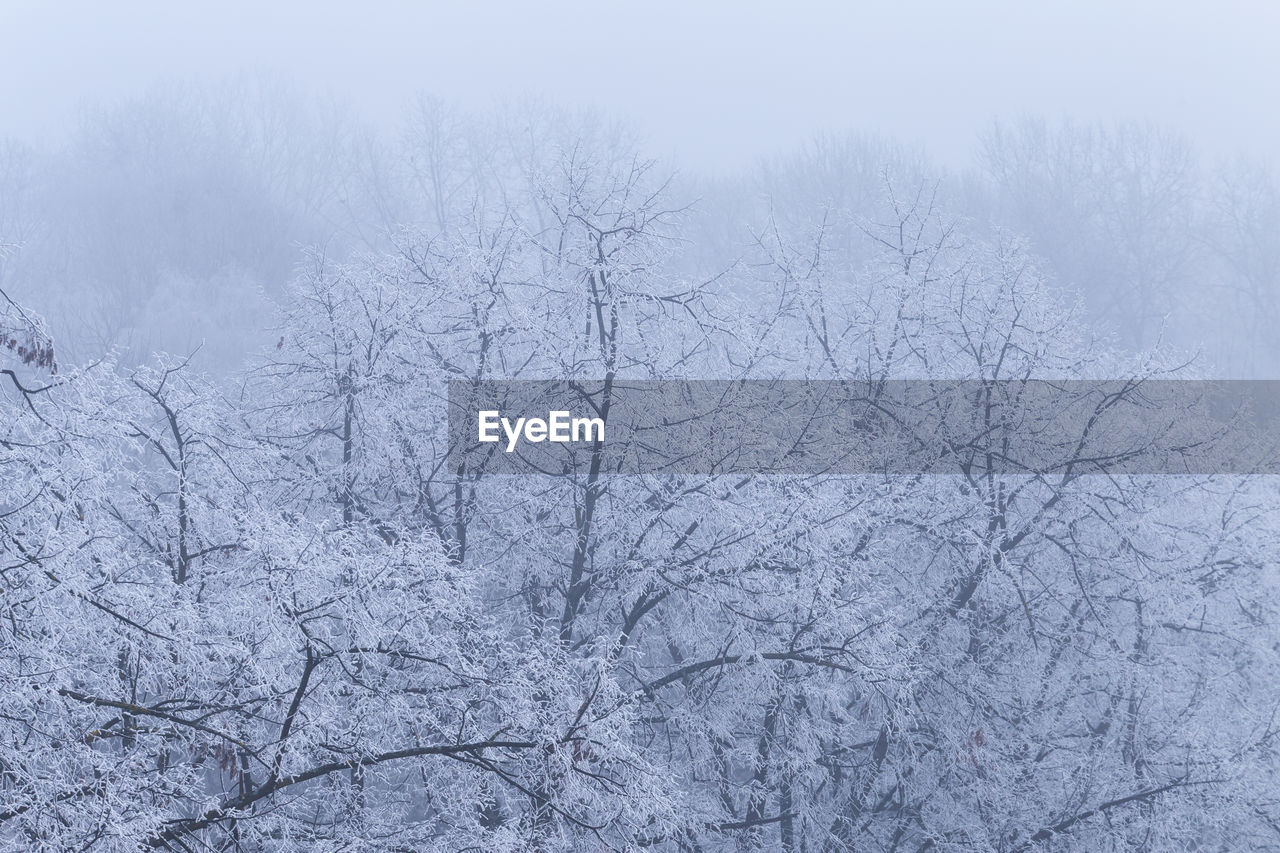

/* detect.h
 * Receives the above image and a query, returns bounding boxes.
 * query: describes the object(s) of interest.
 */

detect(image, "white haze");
[2,0,1278,173]
[7,5,1280,851]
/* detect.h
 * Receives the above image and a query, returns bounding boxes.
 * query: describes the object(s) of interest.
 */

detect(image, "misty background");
[8,5,1280,850]
[2,0,1278,377]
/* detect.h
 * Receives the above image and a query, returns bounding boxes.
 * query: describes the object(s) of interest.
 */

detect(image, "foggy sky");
[2,0,1277,174]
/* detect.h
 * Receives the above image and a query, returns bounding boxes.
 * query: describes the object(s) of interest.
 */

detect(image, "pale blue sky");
[2,0,1276,172]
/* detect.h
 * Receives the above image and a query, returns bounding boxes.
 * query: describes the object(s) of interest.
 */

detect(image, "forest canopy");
[2,87,1280,852]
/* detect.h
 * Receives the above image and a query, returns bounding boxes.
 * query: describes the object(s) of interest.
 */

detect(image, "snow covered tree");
[3,127,1278,852]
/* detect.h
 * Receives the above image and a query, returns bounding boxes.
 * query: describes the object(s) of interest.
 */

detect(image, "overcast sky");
[2,0,1277,173]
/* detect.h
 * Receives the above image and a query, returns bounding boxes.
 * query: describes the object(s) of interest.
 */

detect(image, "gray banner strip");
[446,380,1280,476]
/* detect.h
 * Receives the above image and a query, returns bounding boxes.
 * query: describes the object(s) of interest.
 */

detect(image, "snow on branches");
[2,138,1278,852]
